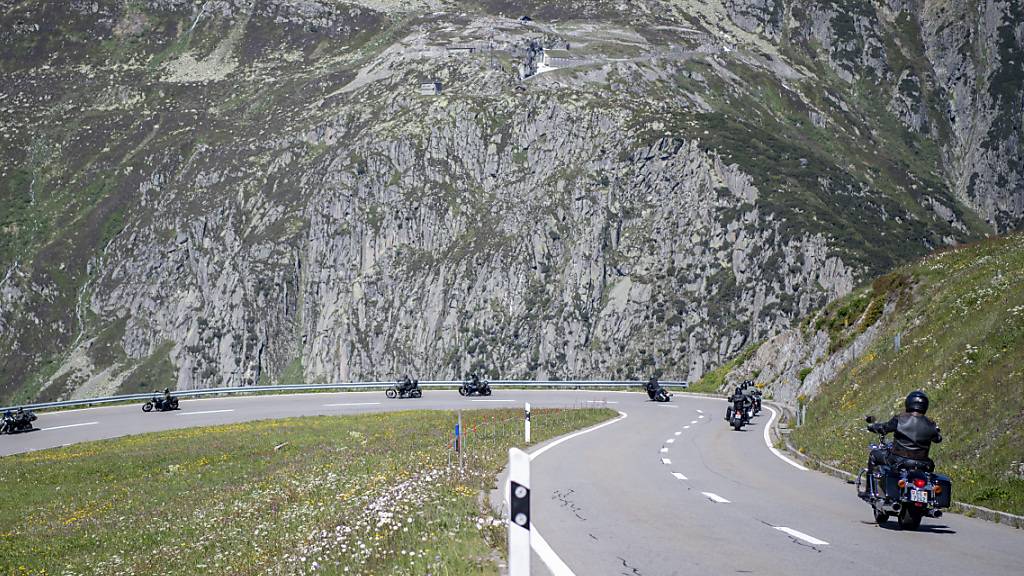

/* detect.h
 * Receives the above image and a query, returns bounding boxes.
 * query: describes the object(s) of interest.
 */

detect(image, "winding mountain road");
[2,390,1020,575]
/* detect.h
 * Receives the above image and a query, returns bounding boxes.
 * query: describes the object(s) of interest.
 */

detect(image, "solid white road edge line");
[323,402,382,407]
[764,407,809,471]
[525,410,629,576]
[470,399,516,403]
[672,472,688,480]
[701,492,730,503]
[658,404,678,408]
[775,527,829,546]
[40,421,98,431]
[179,409,235,416]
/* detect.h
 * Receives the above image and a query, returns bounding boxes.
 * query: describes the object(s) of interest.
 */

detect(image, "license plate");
[910,489,929,503]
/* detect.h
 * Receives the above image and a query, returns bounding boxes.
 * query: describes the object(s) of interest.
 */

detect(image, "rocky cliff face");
[0,0,1019,402]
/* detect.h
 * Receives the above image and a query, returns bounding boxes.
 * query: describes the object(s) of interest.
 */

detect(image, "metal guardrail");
[2,379,688,412]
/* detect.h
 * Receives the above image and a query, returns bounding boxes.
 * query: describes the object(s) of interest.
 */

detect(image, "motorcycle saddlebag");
[933,474,952,508]
[884,474,902,500]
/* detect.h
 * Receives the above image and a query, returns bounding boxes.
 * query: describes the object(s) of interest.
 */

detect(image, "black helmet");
[905,390,929,414]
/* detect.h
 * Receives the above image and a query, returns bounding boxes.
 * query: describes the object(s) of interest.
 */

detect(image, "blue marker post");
[456,410,464,477]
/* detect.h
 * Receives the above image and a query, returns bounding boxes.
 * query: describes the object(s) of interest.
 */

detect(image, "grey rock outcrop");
[0,0,1018,402]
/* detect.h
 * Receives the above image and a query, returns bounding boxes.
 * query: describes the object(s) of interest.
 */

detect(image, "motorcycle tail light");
[913,478,926,488]
[897,479,907,489]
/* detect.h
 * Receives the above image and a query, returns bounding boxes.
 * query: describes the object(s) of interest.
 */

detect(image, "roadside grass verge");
[791,234,1024,515]
[0,407,615,575]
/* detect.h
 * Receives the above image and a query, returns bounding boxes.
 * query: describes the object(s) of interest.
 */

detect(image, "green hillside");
[791,234,1024,514]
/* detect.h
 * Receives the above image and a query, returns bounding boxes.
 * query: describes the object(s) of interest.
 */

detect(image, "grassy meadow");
[0,407,615,575]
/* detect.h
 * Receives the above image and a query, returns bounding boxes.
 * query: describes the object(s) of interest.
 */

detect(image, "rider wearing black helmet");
[399,375,414,395]
[867,390,942,475]
[725,385,747,421]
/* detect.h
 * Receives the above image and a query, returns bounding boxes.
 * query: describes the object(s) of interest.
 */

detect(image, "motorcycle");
[458,377,492,397]
[645,383,672,402]
[1,409,37,434]
[142,395,179,412]
[386,380,422,399]
[856,415,952,530]
[725,400,749,431]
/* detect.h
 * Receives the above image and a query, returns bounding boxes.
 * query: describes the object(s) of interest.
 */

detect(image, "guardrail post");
[524,402,531,443]
[508,447,530,576]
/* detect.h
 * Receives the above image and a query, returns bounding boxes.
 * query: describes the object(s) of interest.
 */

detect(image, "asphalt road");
[2,390,1021,574]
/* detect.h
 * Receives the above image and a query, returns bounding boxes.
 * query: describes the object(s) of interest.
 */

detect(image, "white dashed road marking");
[660,447,669,453]
[672,472,688,480]
[661,458,672,465]
[666,438,675,444]
[690,420,698,424]
[674,431,682,436]
[470,399,516,403]
[683,425,690,429]
[696,409,703,414]
[701,492,730,503]
[41,422,98,431]
[179,409,235,416]
[775,527,829,546]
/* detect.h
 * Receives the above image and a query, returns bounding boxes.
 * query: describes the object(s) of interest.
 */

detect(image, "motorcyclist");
[725,387,748,422]
[162,387,172,405]
[14,407,25,422]
[866,390,942,476]
[646,377,660,397]
[470,373,482,391]
[399,376,414,394]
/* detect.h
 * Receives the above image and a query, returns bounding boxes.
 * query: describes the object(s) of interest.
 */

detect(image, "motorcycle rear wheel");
[385,388,398,399]
[873,509,889,525]
[411,389,422,398]
[482,387,492,396]
[897,507,923,530]
[142,402,153,412]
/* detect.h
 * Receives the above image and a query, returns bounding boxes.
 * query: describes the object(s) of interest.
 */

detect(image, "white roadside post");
[508,447,531,576]
[524,402,531,443]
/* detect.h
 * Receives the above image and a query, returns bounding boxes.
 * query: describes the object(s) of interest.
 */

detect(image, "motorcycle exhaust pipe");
[927,510,942,519]
[891,503,901,512]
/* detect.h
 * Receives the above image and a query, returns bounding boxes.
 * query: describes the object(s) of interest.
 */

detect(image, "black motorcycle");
[856,416,952,530]
[645,382,672,402]
[142,395,179,412]
[725,400,749,431]
[458,377,491,397]
[386,380,422,399]
[1,409,37,434]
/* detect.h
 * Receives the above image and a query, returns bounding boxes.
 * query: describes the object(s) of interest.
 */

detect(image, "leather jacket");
[868,412,942,460]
